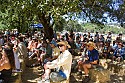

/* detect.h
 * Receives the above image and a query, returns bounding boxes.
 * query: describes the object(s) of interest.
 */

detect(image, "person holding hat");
[40,41,72,83]
[78,42,99,83]
[14,37,28,72]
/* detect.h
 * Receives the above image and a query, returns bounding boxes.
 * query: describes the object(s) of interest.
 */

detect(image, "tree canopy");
[0,0,125,39]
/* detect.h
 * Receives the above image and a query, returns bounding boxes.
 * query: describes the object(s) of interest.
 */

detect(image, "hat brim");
[57,42,71,48]
[50,43,57,46]
[86,43,97,49]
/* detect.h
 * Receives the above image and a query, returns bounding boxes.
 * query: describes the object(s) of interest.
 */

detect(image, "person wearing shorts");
[78,42,99,83]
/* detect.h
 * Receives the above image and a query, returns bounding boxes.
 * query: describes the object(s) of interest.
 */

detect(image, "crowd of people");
[0,29,125,83]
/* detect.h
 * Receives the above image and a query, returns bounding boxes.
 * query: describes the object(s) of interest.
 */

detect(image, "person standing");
[15,37,28,72]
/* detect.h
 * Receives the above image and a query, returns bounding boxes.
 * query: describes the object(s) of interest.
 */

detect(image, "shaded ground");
[21,67,39,83]
[10,67,39,83]
[10,66,83,83]
[10,58,125,83]
[10,66,125,83]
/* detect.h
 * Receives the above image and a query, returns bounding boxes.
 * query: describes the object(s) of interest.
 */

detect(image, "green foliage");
[0,0,125,35]
[53,18,82,32]
[64,20,82,32]
[81,23,125,34]
[103,25,125,34]
[0,0,81,33]
[53,17,66,31]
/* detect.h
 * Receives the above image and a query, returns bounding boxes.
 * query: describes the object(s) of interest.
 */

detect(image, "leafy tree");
[0,0,125,40]
[64,20,82,32]
[53,17,66,32]
[0,0,81,40]
[108,0,125,27]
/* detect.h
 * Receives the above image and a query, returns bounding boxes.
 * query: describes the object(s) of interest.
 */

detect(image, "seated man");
[41,40,52,63]
[78,42,99,83]
[50,39,60,60]
[40,39,60,74]
[41,41,72,83]
[112,42,125,62]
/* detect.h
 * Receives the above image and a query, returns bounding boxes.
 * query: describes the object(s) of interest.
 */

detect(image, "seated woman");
[27,40,52,68]
[27,39,43,67]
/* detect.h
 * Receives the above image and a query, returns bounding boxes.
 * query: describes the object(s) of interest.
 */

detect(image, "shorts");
[83,61,98,69]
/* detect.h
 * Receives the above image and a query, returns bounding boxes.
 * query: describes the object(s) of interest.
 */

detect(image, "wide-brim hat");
[57,41,71,48]
[86,42,97,49]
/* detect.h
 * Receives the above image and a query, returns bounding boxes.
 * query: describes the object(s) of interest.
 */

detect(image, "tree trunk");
[43,24,53,41]
[38,13,54,41]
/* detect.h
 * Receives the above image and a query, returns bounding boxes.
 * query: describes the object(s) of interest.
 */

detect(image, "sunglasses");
[87,45,91,47]
[58,44,64,47]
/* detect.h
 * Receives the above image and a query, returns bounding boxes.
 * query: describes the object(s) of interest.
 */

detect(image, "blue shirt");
[75,43,81,50]
[88,49,99,62]
[113,44,118,50]
[114,47,125,57]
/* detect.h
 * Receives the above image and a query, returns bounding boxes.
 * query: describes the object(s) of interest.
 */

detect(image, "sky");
[62,0,124,25]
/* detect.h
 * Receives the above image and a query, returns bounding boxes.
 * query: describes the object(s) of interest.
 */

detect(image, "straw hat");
[86,42,97,49]
[57,41,71,48]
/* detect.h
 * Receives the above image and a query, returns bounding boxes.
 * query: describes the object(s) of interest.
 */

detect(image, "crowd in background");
[0,29,125,83]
